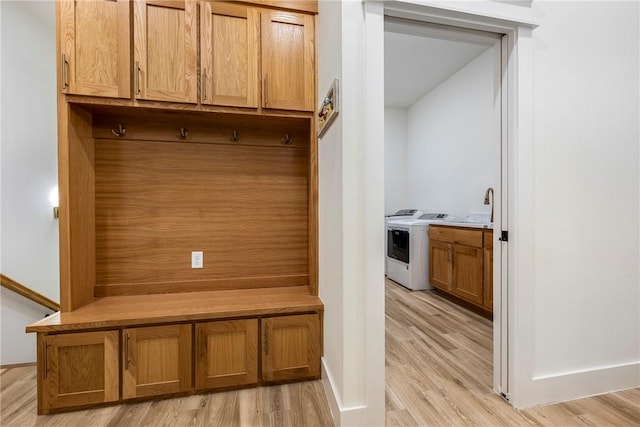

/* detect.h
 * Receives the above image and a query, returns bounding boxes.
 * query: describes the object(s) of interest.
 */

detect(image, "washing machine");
[386,213,448,290]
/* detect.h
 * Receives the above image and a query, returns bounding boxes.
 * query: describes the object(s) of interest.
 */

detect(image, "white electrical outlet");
[191,251,203,269]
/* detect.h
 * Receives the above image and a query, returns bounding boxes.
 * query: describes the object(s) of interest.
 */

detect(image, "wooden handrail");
[0,274,60,312]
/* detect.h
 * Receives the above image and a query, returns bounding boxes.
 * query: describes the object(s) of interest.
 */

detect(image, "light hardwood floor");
[385,278,640,426]
[2,281,639,426]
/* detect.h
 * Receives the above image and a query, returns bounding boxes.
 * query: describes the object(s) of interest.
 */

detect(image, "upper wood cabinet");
[122,324,192,399]
[59,0,130,98]
[200,2,259,107]
[261,10,315,111]
[195,319,258,390]
[133,0,198,103]
[262,314,320,382]
[40,331,119,412]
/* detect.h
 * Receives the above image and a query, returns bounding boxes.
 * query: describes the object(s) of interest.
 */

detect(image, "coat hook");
[282,133,294,145]
[230,130,239,142]
[111,124,126,137]
[178,127,188,140]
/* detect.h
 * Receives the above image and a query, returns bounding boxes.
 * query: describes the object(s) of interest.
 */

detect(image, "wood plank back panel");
[94,137,309,295]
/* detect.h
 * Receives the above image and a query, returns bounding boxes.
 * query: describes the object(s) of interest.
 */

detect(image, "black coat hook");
[178,128,188,140]
[230,130,239,142]
[111,124,126,137]
[282,133,294,145]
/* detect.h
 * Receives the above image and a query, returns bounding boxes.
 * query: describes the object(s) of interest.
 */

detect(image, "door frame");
[365,0,537,406]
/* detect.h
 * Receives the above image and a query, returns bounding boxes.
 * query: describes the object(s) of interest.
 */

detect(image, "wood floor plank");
[1,279,637,426]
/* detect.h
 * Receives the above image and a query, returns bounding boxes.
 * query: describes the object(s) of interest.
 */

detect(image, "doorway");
[382,17,509,410]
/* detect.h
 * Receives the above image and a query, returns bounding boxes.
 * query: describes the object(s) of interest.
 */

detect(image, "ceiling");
[384,28,492,109]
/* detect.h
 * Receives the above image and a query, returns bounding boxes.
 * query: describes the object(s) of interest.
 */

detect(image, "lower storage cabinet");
[261,314,321,382]
[122,324,192,399]
[34,311,321,413]
[195,319,258,390]
[39,331,119,412]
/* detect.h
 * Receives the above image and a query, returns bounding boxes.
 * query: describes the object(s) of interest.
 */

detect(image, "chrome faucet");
[484,187,494,223]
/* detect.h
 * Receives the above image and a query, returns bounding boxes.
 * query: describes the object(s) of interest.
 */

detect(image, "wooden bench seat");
[26,286,323,333]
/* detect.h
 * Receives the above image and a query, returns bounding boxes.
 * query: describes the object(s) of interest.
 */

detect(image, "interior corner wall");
[406,46,499,219]
[0,0,58,365]
[384,108,408,214]
[530,0,639,385]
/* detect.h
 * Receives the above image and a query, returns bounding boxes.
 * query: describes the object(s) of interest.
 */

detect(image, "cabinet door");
[133,0,198,103]
[483,248,493,310]
[429,240,452,291]
[195,319,258,390]
[201,2,259,107]
[262,314,320,382]
[452,245,484,305]
[122,324,191,399]
[59,0,130,98]
[261,10,315,111]
[40,331,119,413]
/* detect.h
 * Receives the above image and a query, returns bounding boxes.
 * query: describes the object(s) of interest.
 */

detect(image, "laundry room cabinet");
[428,225,493,313]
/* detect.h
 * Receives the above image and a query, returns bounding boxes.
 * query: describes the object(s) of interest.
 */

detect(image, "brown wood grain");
[201,2,260,108]
[60,104,96,312]
[195,319,258,390]
[26,287,323,333]
[484,230,494,310]
[134,0,197,103]
[220,0,318,14]
[451,245,484,305]
[429,225,484,248]
[40,331,119,414]
[261,11,315,111]
[122,324,192,399]
[59,0,130,98]
[429,240,452,291]
[261,314,320,382]
[93,136,309,294]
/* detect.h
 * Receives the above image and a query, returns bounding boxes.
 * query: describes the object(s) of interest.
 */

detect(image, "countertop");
[436,221,493,230]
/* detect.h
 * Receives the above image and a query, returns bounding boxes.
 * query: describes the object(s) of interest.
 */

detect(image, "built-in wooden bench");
[28,287,323,414]
[27,286,323,333]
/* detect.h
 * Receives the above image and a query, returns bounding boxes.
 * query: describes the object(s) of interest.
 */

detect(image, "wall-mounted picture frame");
[318,79,339,138]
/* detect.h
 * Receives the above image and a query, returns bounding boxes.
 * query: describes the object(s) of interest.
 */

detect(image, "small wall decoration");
[318,79,339,138]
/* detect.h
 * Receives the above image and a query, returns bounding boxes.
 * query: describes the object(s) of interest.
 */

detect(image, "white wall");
[384,108,408,214]
[319,1,386,425]
[531,0,639,379]
[406,46,499,219]
[0,0,58,365]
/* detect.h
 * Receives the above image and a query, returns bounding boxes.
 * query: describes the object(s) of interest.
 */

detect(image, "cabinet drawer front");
[429,227,483,248]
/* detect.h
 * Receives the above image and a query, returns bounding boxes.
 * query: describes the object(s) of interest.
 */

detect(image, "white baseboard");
[321,358,368,427]
[513,361,640,408]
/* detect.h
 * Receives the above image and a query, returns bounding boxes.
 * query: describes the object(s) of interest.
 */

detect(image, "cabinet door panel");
[41,331,119,413]
[429,240,451,291]
[134,0,197,103]
[262,314,320,382]
[59,0,130,97]
[452,245,484,305]
[122,324,191,399]
[201,2,259,107]
[484,248,493,310]
[195,319,258,390]
[261,11,314,111]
